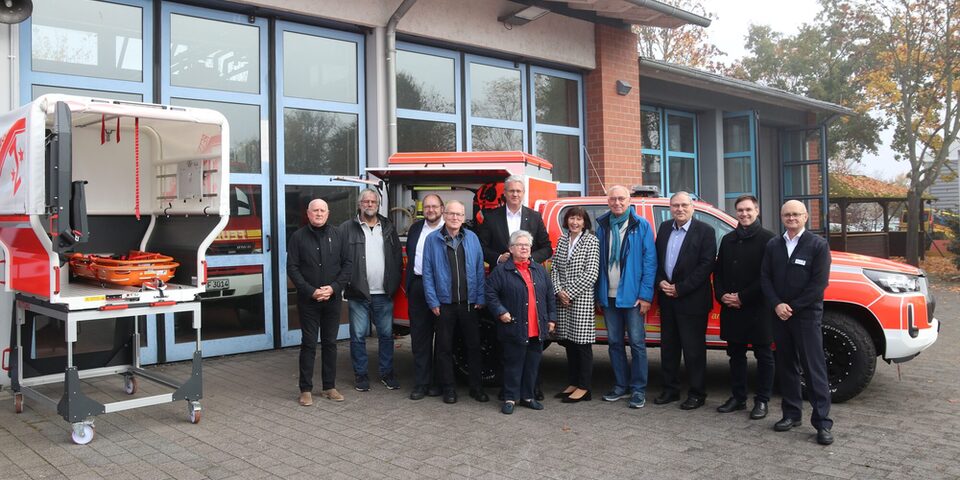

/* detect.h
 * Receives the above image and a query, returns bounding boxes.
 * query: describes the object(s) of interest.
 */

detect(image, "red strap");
[135,117,140,221]
[100,114,105,145]
[116,116,121,143]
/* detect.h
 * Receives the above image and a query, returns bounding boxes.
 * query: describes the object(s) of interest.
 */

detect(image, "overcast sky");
[704,0,905,180]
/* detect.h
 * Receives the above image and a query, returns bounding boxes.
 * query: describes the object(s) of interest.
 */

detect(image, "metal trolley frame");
[10,295,203,445]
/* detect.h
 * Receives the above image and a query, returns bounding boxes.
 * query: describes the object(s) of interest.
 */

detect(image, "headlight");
[863,269,921,293]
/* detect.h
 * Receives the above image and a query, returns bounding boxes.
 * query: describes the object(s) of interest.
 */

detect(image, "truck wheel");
[453,314,501,387]
[800,311,876,403]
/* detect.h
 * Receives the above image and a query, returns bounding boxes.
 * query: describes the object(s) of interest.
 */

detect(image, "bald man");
[288,198,352,406]
[760,200,834,445]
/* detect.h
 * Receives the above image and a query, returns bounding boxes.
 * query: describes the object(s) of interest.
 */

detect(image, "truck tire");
[453,314,501,387]
[800,311,876,403]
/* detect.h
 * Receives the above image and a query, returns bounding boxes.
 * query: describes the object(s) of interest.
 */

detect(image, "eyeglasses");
[444,212,465,218]
[782,212,806,218]
[423,204,442,210]
[360,200,378,205]
[511,243,531,248]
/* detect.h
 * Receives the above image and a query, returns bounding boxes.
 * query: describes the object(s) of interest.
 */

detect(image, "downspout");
[386,0,418,156]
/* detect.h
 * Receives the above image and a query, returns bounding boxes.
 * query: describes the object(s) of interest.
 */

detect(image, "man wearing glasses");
[595,185,657,409]
[341,189,403,392]
[761,200,834,445]
[421,200,488,404]
[405,194,445,400]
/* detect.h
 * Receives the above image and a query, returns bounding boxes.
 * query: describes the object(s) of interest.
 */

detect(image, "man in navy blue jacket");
[405,194,445,400]
[422,200,487,404]
[595,185,657,409]
[761,200,834,446]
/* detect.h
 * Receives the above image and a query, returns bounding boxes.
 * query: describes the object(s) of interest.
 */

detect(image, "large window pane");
[208,184,264,256]
[472,125,522,151]
[723,116,751,153]
[536,132,580,184]
[33,85,142,102]
[283,32,357,104]
[641,110,661,150]
[667,114,695,153]
[398,118,456,152]
[784,164,823,197]
[284,108,358,175]
[724,156,752,193]
[534,74,578,127]
[186,266,265,341]
[173,98,261,174]
[31,0,142,81]
[397,50,454,113]
[642,153,662,190]
[170,14,259,94]
[668,156,696,194]
[470,63,521,121]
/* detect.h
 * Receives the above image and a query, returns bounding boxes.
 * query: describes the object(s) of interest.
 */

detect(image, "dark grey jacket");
[340,214,403,300]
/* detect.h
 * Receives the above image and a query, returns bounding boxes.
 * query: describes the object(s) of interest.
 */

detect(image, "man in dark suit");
[653,191,716,410]
[477,176,552,266]
[405,194,445,400]
[760,200,834,446]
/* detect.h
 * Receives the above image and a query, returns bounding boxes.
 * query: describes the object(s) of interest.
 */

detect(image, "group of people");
[287,178,835,446]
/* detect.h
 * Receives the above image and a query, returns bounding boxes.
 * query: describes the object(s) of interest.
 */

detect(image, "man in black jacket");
[477,176,552,266]
[713,195,776,420]
[405,193,445,400]
[341,189,403,392]
[761,200,834,446]
[288,198,352,406]
[654,191,716,410]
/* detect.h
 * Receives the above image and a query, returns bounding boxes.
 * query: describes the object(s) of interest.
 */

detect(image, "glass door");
[159,3,274,360]
[275,22,364,347]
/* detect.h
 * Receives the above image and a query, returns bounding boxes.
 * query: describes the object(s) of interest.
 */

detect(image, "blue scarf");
[608,209,630,266]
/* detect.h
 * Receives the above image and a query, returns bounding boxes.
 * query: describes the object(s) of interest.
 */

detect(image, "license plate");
[207,278,230,290]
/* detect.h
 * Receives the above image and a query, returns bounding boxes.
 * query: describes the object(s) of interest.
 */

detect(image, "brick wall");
[584,24,641,196]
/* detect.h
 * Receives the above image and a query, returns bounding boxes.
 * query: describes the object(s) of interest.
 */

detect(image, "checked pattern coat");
[550,231,600,344]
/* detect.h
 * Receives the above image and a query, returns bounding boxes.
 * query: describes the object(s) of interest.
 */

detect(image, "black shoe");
[750,401,768,420]
[716,397,746,413]
[409,386,426,401]
[653,392,680,405]
[355,374,370,392]
[443,390,458,404]
[534,387,544,401]
[554,390,575,399]
[774,417,802,432]
[470,389,490,403]
[501,402,515,414]
[518,399,544,410]
[562,390,592,403]
[817,428,834,445]
[427,385,442,397]
[680,396,705,410]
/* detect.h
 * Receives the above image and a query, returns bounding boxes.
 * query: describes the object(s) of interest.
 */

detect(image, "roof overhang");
[508,0,711,29]
[640,58,854,117]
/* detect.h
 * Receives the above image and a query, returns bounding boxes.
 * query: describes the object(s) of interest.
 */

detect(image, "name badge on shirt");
[794,258,807,266]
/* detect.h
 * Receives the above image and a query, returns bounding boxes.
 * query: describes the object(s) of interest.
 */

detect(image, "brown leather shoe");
[321,388,345,402]
[298,392,313,406]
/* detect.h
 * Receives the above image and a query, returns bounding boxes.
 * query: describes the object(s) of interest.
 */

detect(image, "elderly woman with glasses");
[485,230,557,414]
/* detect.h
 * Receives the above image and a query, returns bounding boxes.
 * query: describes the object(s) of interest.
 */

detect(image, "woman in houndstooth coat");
[550,206,600,403]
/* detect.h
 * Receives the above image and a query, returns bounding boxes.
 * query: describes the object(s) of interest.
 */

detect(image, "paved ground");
[1,284,957,480]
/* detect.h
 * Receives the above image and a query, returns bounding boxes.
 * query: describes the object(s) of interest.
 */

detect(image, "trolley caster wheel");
[187,402,202,424]
[70,423,95,445]
[123,376,138,395]
[14,393,23,414]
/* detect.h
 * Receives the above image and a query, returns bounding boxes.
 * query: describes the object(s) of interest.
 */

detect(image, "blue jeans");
[348,294,395,376]
[604,302,648,394]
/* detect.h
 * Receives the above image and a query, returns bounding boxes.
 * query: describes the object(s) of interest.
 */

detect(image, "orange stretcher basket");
[69,250,180,287]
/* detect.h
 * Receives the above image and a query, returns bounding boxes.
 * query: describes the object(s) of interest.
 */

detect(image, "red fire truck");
[372,151,939,403]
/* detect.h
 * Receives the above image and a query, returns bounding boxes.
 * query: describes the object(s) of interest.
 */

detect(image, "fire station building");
[0,0,847,362]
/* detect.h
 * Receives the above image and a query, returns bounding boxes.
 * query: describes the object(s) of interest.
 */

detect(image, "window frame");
[530,65,584,195]
[722,110,758,212]
[395,42,462,152]
[464,54,528,152]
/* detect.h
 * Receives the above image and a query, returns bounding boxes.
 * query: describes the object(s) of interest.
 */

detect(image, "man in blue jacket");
[422,200,488,404]
[595,185,657,409]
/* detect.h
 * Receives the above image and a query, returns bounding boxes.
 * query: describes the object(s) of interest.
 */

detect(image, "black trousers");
[502,338,542,401]
[563,341,593,390]
[435,303,482,391]
[726,341,774,403]
[659,302,708,399]
[773,313,833,430]
[408,276,438,388]
[298,299,341,392]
